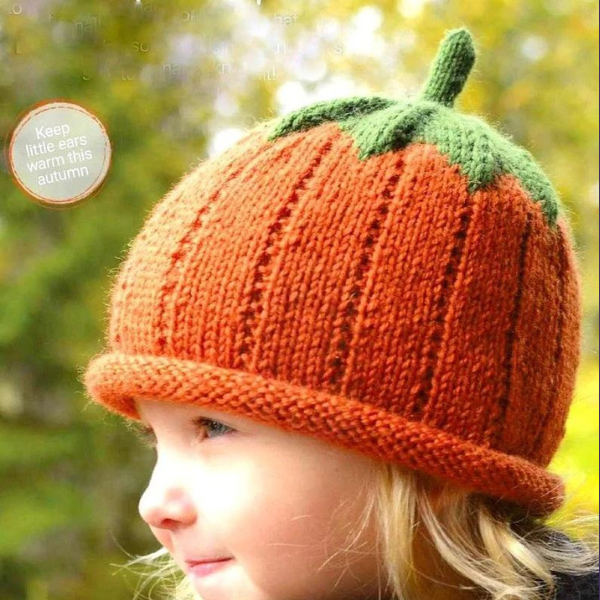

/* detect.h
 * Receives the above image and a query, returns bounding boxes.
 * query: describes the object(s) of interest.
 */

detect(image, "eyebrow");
[130,421,157,444]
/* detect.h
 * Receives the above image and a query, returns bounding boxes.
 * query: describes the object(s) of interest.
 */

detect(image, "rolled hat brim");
[82,351,565,517]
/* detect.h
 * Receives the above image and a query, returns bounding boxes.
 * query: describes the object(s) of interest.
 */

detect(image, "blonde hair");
[117,461,598,600]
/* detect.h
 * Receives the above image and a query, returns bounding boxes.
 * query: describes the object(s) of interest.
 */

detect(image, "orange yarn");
[82,30,582,517]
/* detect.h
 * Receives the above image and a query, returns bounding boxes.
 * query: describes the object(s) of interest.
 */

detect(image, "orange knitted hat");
[82,28,582,517]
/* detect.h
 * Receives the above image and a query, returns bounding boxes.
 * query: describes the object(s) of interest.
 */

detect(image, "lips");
[185,558,233,578]
[185,557,231,566]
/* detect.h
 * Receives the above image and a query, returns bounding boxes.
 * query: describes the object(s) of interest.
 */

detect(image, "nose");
[138,468,196,530]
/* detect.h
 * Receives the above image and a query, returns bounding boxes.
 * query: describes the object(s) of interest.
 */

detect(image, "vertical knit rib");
[423,175,530,445]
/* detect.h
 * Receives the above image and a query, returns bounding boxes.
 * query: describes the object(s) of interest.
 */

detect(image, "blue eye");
[195,417,235,440]
[130,417,235,449]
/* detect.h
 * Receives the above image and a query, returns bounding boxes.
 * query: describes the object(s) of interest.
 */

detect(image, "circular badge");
[6,99,112,208]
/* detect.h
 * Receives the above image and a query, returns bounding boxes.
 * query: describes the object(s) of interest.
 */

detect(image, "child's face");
[135,398,390,600]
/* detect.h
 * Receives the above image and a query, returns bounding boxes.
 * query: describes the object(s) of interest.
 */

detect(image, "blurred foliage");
[0,0,598,598]
[550,357,600,522]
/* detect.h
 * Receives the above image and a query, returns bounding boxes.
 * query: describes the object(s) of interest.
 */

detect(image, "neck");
[409,526,482,600]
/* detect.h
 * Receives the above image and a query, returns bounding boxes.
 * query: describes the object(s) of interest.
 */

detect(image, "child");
[82,28,599,600]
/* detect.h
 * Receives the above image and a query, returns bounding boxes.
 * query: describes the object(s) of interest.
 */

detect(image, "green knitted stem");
[266,27,562,229]
[417,28,476,108]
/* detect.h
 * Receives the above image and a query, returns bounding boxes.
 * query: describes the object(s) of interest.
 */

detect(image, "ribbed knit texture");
[82,28,582,517]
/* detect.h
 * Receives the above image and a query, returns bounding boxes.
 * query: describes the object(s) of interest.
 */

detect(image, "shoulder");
[552,570,599,600]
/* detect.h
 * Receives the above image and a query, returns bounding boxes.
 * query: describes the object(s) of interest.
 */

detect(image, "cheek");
[149,465,382,600]
[219,455,373,588]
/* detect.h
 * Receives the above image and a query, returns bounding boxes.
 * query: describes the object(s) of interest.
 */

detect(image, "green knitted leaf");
[338,101,440,157]
[267,95,397,138]
[266,27,562,229]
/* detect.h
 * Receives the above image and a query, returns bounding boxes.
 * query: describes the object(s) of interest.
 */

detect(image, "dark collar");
[553,570,599,600]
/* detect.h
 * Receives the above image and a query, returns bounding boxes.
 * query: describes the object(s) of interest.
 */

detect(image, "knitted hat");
[82,28,582,517]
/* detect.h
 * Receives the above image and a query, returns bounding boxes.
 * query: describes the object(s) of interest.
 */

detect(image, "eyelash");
[131,417,235,449]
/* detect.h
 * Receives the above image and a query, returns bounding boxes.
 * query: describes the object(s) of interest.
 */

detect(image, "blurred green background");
[0,1,598,598]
